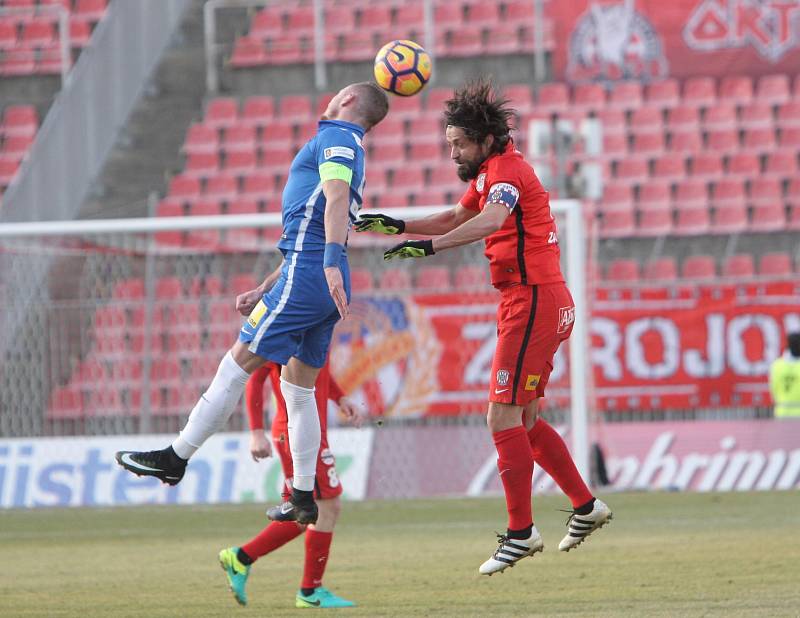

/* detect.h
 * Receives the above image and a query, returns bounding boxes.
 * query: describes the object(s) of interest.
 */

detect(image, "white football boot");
[558,499,613,552]
[479,527,544,575]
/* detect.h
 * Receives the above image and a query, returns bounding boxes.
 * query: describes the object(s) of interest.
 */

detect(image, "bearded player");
[219,359,359,609]
[356,78,611,575]
[115,82,389,526]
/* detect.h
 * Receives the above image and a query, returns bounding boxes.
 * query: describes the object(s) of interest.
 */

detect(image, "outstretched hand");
[354,213,406,235]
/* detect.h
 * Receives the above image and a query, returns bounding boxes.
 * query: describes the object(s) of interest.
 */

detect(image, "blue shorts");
[239,250,350,369]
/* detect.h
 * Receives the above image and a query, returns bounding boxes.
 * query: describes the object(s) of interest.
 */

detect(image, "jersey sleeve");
[459,179,481,212]
[484,159,523,212]
[316,130,358,186]
[245,364,272,431]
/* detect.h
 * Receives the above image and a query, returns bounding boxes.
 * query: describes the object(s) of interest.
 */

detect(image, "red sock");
[528,418,593,508]
[241,521,304,561]
[302,529,333,590]
[493,426,535,531]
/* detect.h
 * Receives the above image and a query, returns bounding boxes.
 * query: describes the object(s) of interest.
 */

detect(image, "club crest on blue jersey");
[487,182,520,211]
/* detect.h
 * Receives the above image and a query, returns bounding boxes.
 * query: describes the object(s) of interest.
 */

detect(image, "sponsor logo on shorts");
[320,448,335,465]
[524,374,541,391]
[496,369,510,386]
[324,146,355,160]
[558,306,576,334]
[476,173,486,192]
[247,299,268,328]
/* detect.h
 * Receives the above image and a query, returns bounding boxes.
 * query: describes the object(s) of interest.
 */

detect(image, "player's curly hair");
[444,77,516,154]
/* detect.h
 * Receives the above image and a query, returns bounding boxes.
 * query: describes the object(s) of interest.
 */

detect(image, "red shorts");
[490,282,574,406]
[272,428,344,501]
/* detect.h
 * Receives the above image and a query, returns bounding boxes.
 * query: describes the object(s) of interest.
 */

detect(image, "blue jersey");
[278,119,366,254]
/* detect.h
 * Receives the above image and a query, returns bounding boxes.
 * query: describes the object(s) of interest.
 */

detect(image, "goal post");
[0,201,590,477]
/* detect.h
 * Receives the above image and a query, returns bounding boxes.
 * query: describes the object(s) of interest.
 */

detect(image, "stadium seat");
[350,268,373,292]
[719,75,753,105]
[572,83,606,112]
[379,268,412,290]
[205,98,238,128]
[629,107,663,134]
[608,81,642,110]
[713,201,748,233]
[643,257,678,281]
[183,123,218,155]
[485,25,523,55]
[205,174,238,199]
[712,178,745,209]
[425,87,454,112]
[261,144,294,169]
[74,0,107,21]
[681,255,716,279]
[599,205,635,238]
[114,279,145,299]
[223,125,257,152]
[261,122,293,146]
[433,3,463,28]
[778,127,800,150]
[503,84,534,114]
[408,142,443,165]
[536,83,569,113]
[645,79,680,109]
[2,105,38,136]
[277,94,313,122]
[389,94,422,117]
[602,133,628,156]
[369,117,405,145]
[722,254,755,278]
[224,149,257,174]
[638,180,672,210]
[632,132,664,156]
[764,151,797,177]
[185,151,220,178]
[706,128,739,152]
[759,252,792,277]
[743,127,776,152]
[0,20,17,50]
[703,104,736,130]
[168,174,201,199]
[0,159,19,185]
[241,171,274,198]
[614,158,649,183]
[756,74,790,104]
[670,130,703,153]
[739,102,773,129]
[674,204,710,235]
[416,266,451,290]
[750,178,782,205]
[250,8,283,37]
[21,19,55,46]
[444,27,483,57]
[606,259,640,282]
[750,202,786,232]
[667,105,700,131]
[454,265,489,288]
[690,153,723,179]
[188,198,222,217]
[391,167,424,189]
[228,273,258,294]
[652,153,685,180]
[227,198,259,215]
[726,152,760,177]
[155,277,183,300]
[230,36,267,67]
[241,96,275,126]
[602,184,634,210]
[371,143,405,165]
[777,101,800,127]
[683,77,716,108]
[594,108,624,135]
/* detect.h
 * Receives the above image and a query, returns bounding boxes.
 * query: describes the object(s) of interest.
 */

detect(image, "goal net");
[0,203,591,475]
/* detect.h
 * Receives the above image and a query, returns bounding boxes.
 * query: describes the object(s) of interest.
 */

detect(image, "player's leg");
[295,446,355,609]
[115,340,264,485]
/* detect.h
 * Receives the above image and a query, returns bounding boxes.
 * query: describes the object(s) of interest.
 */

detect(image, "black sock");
[506,524,533,540]
[166,446,187,467]
[291,488,314,505]
[301,587,316,597]
[574,498,595,516]
[237,548,253,566]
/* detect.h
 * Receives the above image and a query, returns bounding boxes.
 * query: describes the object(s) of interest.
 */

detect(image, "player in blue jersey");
[115,82,388,524]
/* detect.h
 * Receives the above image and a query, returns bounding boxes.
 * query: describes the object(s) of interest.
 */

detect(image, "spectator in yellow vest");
[769,332,800,418]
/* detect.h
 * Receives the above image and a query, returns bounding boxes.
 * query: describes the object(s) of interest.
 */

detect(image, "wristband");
[323,242,344,268]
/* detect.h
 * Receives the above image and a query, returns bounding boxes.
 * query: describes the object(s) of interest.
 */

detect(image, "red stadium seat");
[74,0,107,21]
[205,98,238,128]
[454,265,489,288]
[21,19,55,46]
[359,5,392,30]
[629,107,663,134]
[155,277,183,300]
[0,159,20,185]
[503,84,534,114]
[204,174,238,199]
[643,258,678,282]
[224,149,257,174]
[719,75,753,105]
[632,132,664,156]
[241,96,275,126]
[425,87,454,112]
[261,144,295,169]
[606,259,640,282]
[602,133,628,156]
[777,101,800,127]
[369,117,405,144]
[750,203,785,232]
[230,36,267,67]
[739,102,773,129]
[614,158,648,183]
[602,185,634,211]
[380,268,412,290]
[389,94,422,117]
[706,128,739,152]
[223,125,257,152]
[690,153,723,179]
[0,20,18,50]
[713,201,747,233]
[778,127,800,150]
[1,134,34,157]
[261,122,293,146]
[703,103,736,130]
[229,273,258,294]
[726,152,759,177]
[444,27,483,57]
[749,178,782,205]
[683,77,716,108]
[350,268,373,292]
[416,266,451,290]
[371,143,405,165]
[645,79,680,109]
[434,3,463,28]
[667,105,700,131]
[742,127,776,152]
[183,123,218,155]
[712,178,745,209]
[188,198,222,217]
[168,174,201,199]
[391,167,425,188]
[722,254,755,278]
[652,153,685,180]
[536,83,569,113]
[286,6,314,33]
[599,205,635,238]
[764,151,797,177]
[241,171,274,198]
[2,105,38,136]
[250,8,283,37]
[572,83,606,112]
[227,198,259,215]
[597,108,626,135]
[114,279,145,299]
[608,81,642,110]
[674,204,710,235]
[670,130,703,153]
[681,255,716,280]
[408,142,443,165]
[759,252,792,277]
[756,74,790,104]
[277,94,313,122]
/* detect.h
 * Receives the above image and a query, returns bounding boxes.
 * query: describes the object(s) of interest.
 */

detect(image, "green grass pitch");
[2,491,799,617]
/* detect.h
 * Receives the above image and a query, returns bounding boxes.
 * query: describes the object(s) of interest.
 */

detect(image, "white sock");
[280,377,320,492]
[172,351,250,459]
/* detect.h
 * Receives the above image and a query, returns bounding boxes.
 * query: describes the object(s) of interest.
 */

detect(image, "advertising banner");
[550,0,800,82]
[0,429,374,509]
[330,287,799,417]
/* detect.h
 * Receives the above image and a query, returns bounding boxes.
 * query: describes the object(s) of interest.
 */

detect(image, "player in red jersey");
[356,78,612,575]
[218,360,359,608]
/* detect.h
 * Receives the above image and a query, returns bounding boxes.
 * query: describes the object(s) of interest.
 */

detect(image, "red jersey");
[245,362,345,435]
[460,141,564,288]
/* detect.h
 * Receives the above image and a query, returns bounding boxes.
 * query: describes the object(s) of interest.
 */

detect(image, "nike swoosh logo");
[303,599,321,607]
[280,502,294,514]
[119,453,163,472]
[494,388,509,394]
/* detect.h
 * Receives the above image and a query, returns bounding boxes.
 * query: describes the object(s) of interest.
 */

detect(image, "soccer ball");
[373,40,432,97]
